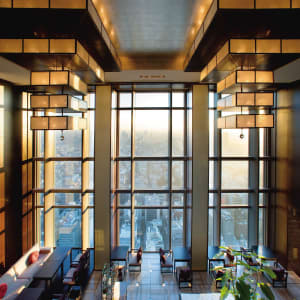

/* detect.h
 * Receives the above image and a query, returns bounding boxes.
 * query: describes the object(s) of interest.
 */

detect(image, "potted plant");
[214,247,276,300]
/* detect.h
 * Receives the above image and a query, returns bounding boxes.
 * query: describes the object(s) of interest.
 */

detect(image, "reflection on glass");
[120,93,131,108]
[119,111,131,156]
[35,130,44,157]
[172,92,184,107]
[259,161,265,189]
[118,209,131,247]
[209,193,215,206]
[209,92,215,108]
[54,193,81,205]
[172,110,184,156]
[172,161,184,189]
[36,193,44,206]
[55,130,82,157]
[38,208,44,246]
[135,161,168,190]
[172,209,184,247]
[222,129,249,157]
[89,93,96,109]
[134,110,169,157]
[55,208,81,247]
[134,209,169,250]
[88,161,94,190]
[118,161,131,189]
[111,110,117,158]
[135,93,169,107]
[135,194,168,207]
[172,194,184,207]
[221,208,248,248]
[54,161,81,189]
[222,161,248,189]
[221,193,248,206]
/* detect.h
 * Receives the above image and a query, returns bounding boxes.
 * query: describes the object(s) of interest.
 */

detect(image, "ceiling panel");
[100,0,210,57]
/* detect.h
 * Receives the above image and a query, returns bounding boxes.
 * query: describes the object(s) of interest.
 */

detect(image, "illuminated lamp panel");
[256,0,290,9]
[13,0,48,8]
[31,95,88,112]
[49,39,76,54]
[0,39,22,53]
[50,0,86,9]
[218,114,274,129]
[23,39,48,53]
[31,116,87,130]
[219,0,254,9]
[256,39,281,53]
[230,39,255,53]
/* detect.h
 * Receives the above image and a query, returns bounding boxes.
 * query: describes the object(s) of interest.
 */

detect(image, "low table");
[180,293,234,300]
[16,288,44,300]
[34,247,71,289]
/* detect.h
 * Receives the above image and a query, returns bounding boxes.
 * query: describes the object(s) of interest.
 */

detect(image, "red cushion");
[0,283,7,299]
[161,254,166,264]
[28,251,39,265]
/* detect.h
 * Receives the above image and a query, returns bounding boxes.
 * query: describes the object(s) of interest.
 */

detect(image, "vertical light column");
[95,85,111,269]
[192,85,209,270]
[44,117,55,247]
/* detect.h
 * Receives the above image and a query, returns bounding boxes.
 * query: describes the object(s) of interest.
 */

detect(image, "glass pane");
[89,93,95,109]
[222,129,249,157]
[35,130,44,157]
[172,110,184,156]
[209,193,215,207]
[222,161,248,189]
[118,193,131,206]
[55,208,81,247]
[221,208,248,248]
[134,93,169,108]
[54,193,81,205]
[259,128,265,157]
[119,111,131,157]
[186,207,192,247]
[118,209,131,247]
[118,161,131,189]
[111,110,117,158]
[258,208,265,246]
[172,92,184,107]
[209,92,215,108]
[134,209,169,250]
[172,194,184,206]
[209,161,215,190]
[134,161,168,190]
[88,161,94,190]
[89,208,94,248]
[36,193,44,206]
[89,193,94,206]
[120,93,132,108]
[172,209,184,247]
[221,193,248,206]
[111,91,117,109]
[54,161,81,189]
[134,110,169,157]
[135,193,168,207]
[209,110,215,157]
[172,161,184,190]
[55,130,82,157]
[259,161,265,189]
[259,193,268,206]
[208,208,214,246]
[35,161,44,189]
[37,208,44,247]
[89,110,95,157]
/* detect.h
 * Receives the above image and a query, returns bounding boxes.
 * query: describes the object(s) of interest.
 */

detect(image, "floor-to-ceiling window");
[111,85,192,251]
[33,94,95,249]
[209,92,273,247]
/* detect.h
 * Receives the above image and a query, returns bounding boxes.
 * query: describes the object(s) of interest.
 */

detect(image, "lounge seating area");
[159,248,173,273]
[0,246,92,300]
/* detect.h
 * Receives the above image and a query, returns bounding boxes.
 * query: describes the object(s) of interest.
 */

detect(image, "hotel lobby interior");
[1,0,300,299]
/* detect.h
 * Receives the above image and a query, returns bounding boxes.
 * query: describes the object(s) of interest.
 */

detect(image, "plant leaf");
[236,278,251,300]
[259,283,275,300]
[220,285,229,300]
[262,266,276,279]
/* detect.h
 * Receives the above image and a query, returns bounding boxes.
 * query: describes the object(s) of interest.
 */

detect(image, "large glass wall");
[111,85,192,251]
[33,94,95,249]
[209,92,273,248]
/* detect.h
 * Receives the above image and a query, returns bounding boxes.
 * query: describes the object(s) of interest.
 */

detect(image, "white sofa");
[0,244,52,300]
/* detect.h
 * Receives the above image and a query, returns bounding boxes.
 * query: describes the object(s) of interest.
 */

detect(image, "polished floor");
[82,253,300,300]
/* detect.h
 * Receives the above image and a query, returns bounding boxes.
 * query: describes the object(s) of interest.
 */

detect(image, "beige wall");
[94,85,112,270]
[192,85,209,270]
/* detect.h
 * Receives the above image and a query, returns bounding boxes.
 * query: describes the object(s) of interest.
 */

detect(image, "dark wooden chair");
[175,266,193,288]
